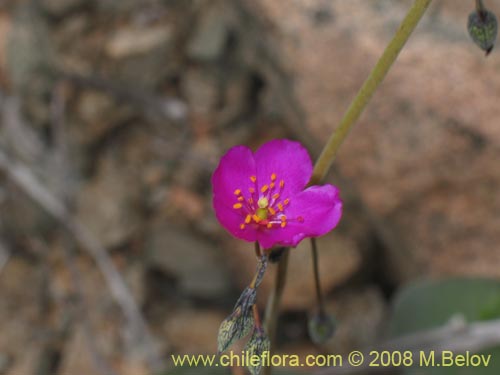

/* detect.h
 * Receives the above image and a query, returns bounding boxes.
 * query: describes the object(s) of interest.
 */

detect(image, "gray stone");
[187,3,232,61]
[147,224,230,299]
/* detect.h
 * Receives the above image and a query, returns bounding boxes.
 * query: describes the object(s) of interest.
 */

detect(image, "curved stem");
[263,1,432,373]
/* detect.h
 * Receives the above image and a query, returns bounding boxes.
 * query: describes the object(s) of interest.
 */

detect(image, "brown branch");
[0,148,163,370]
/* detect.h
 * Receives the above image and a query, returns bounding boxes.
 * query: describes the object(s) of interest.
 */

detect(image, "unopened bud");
[217,287,256,353]
[308,311,336,344]
[244,327,270,375]
[468,8,498,55]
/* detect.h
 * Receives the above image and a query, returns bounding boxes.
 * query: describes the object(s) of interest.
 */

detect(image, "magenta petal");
[257,184,342,248]
[254,139,312,197]
[212,145,258,242]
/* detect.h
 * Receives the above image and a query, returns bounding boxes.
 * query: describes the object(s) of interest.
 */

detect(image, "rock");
[4,344,39,375]
[76,148,142,248]
[187,2,233,61]
[163,308,226,354]
[226,231,362,310]
[147,223,231,299]
[182,68,220,115]
[71,89,134,145]
[324,286,387,354]
[0,258,42,368]
[40,0,87,17]
[243,0,500,280]
[58,327,98,375]
[106,25,172,59]
[6,3,54,125]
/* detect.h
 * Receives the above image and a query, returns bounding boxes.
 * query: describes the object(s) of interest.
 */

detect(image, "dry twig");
[0,147,163,370]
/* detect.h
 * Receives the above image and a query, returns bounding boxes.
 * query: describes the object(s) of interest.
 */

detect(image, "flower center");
[232,173,303,230]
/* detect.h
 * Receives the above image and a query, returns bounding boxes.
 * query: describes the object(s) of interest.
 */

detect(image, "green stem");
[263,1,432,373]
[263,248,289,375]
[310,238,325,316]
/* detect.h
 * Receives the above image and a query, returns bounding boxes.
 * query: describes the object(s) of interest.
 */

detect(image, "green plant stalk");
[310,238,325,316]
[263,1,432,374]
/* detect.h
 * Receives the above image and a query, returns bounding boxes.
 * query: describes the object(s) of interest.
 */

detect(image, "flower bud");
[244,327,270,375]
[217,287,256,353]
[308,311,336,344]
[468,8,498,55]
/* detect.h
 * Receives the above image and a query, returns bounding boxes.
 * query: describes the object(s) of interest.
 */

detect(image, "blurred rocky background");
[0,0,499,374]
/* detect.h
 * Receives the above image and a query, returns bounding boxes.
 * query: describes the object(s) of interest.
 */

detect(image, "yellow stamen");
[269,207,276,215]
[271,173,277,181]
[233,203,243,209]
[238,196,244,202]
[261,185,269,193]
[249,187,255,193]
[248,198,253,204]
[272,193,280,200]
[284,198,290,205]
[281,222,287,228]
[270,182,275,189]
[234,189,241,196]
[250,175,257,183]
[267,223,273,229]
[280,216,287,222]
[252,214,261,223]
[278,203,284,211]
[280,180,285,188]
[240,223,245,229]
[245,214,252,224]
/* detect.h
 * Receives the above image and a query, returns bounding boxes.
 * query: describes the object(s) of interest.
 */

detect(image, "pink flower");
[212,139,342,249]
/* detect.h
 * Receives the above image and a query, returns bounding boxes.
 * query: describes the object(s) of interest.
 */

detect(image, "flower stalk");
[263,0,432,373]
[310,238,325,316]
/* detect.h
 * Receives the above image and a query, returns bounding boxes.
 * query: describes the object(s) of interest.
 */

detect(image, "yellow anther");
[280,215,287,222]
[278,203,284,211]
[281,222,287,228]
[269,207,276,215]
[270,182,275,189]
[283,198,290,205]
[249,187,255,193]
[280,180,285,188]
[238,196,244,202]
[250,175,257,183]
[245,214,252,224]
[233,203,243,209]
[272,193,280,200]
[240,223,246,229]
[248,198,254,204]
[252,214,261,223]
[267,223,273,229]
[234,189,241,196]
[271,173,277,181]
[261,185,269,193]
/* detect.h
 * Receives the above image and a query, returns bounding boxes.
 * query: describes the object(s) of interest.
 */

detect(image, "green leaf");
[390,278,500,375]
